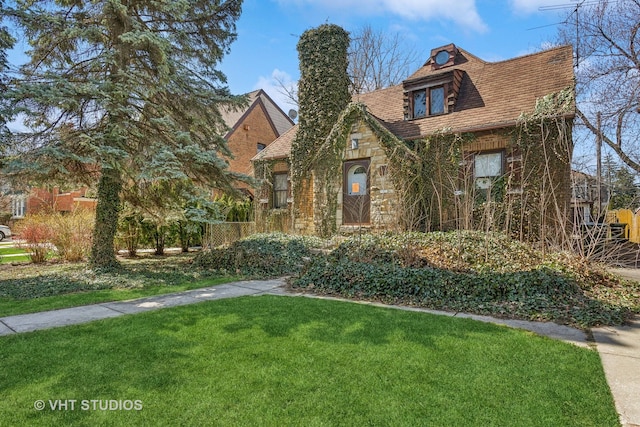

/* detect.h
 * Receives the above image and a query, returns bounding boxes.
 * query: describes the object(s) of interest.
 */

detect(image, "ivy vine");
[291,24,350,190]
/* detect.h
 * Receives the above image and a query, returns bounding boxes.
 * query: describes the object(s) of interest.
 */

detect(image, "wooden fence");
[607,209,640,243]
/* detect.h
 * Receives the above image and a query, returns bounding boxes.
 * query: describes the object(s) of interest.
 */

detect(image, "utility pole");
[596,111,602,220]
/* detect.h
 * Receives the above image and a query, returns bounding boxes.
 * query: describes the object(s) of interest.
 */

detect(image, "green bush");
[328,231,546,273]
[49,210,94,262]
[292,231,639,328]
[193,232,326,277]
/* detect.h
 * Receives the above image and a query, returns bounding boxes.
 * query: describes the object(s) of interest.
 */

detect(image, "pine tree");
[610,167,639,210]
[3,0,245,268]
[0,2,14,148]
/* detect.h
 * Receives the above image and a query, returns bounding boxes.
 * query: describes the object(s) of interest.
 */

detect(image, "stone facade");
[251,44,575,239]
[333,121,399,233]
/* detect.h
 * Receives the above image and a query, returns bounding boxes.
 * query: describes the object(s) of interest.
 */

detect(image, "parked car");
[0,225,12,242]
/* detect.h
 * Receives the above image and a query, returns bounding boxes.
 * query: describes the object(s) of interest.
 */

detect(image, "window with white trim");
[473,151,504,200]
[12,195,26,218]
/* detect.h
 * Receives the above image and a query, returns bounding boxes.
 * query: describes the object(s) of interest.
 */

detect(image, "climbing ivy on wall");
[508,87,574,245]
[291,24,350,185]
[405,132,470,231]
[313,102,418,236]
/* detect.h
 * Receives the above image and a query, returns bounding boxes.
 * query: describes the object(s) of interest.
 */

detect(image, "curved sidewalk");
[0,279,638,426]
[0,279,286,335]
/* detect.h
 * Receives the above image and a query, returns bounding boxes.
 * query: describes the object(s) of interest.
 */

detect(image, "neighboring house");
[9,187,97,219]
[571,170,610,224]
[10,89,294,219]
[220,89,295,192]
[253,44,575,237]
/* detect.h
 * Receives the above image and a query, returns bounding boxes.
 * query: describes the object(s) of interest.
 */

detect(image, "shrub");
[49,210,95,262]
[328,231,546,273]
[193,232,326,277]
[15,211,95,263]
[292,231,639,328]
[14,215,54,263]
[116,211,144,256]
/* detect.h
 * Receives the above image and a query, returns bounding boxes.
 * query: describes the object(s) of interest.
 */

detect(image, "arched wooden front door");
[343,159,370,224]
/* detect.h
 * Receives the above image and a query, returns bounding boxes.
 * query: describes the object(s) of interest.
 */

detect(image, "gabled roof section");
[356,44,575,139]
[252,124,297,162]
[221,89,295,139]
[252,103,418,164]
[317,102,418,164]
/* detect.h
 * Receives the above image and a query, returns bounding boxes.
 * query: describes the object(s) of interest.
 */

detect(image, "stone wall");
[337,121,399,232]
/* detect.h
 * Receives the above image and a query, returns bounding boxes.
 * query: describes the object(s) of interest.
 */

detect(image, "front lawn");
[0,254,238,317]
[0,296,618,426]
[0,246,30,264]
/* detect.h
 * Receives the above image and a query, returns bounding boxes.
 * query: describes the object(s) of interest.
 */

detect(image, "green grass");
[0,255,30,264]
[0,254,239,317]
[0,296,619,426]
[0,276,236,316]
[0,247,28,256]
[0,246,30,264]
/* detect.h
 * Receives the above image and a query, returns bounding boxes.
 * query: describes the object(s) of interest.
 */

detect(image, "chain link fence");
[204,222,256,248]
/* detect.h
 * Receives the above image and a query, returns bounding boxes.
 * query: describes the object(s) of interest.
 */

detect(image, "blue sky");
[220,0,577,111]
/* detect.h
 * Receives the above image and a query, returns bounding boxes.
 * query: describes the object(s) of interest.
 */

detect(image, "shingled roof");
[252,44,575,161]
[356,44,575,139]
[221,89,294,139]
[252,124,297,162]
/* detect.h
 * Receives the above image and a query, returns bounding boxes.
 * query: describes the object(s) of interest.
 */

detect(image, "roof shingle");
[252,124,297,161]
[252,45,575,161]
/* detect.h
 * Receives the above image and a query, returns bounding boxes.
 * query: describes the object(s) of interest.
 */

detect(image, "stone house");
[253,44,575,238]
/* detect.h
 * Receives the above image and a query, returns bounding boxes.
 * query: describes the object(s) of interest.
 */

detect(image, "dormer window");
[402,44,463,120]
[430,86,445,115]
[413,91,426,118]
[410,86,445,119]
[434,50,450,66]
[403,69,464,120]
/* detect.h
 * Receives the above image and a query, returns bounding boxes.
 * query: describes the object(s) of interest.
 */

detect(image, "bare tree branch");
[560,0,640,173]
[349,24,421,94]
[272,24,422,106]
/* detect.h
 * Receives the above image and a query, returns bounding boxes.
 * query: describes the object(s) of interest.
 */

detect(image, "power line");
[537,1,593,67]
[538,1,601,11]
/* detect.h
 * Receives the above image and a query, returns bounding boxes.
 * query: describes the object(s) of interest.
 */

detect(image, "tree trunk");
[90,168,122,269]
[154,225,166,256]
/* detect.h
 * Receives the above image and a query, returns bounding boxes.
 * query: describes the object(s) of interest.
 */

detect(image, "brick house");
[8,187,97,221]
[220,89,295,189]
[253,44,575,237]
[8,89,294,220]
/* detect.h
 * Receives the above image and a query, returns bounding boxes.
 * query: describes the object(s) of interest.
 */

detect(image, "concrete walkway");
[592,318,640,427]
[0,278,638,426]
[0,279,286,335]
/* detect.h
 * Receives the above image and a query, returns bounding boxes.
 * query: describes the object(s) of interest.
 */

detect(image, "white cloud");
[253,69,299,113]
[276,0,488,33]
[515,40,562,58]
[384,0,487,33]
